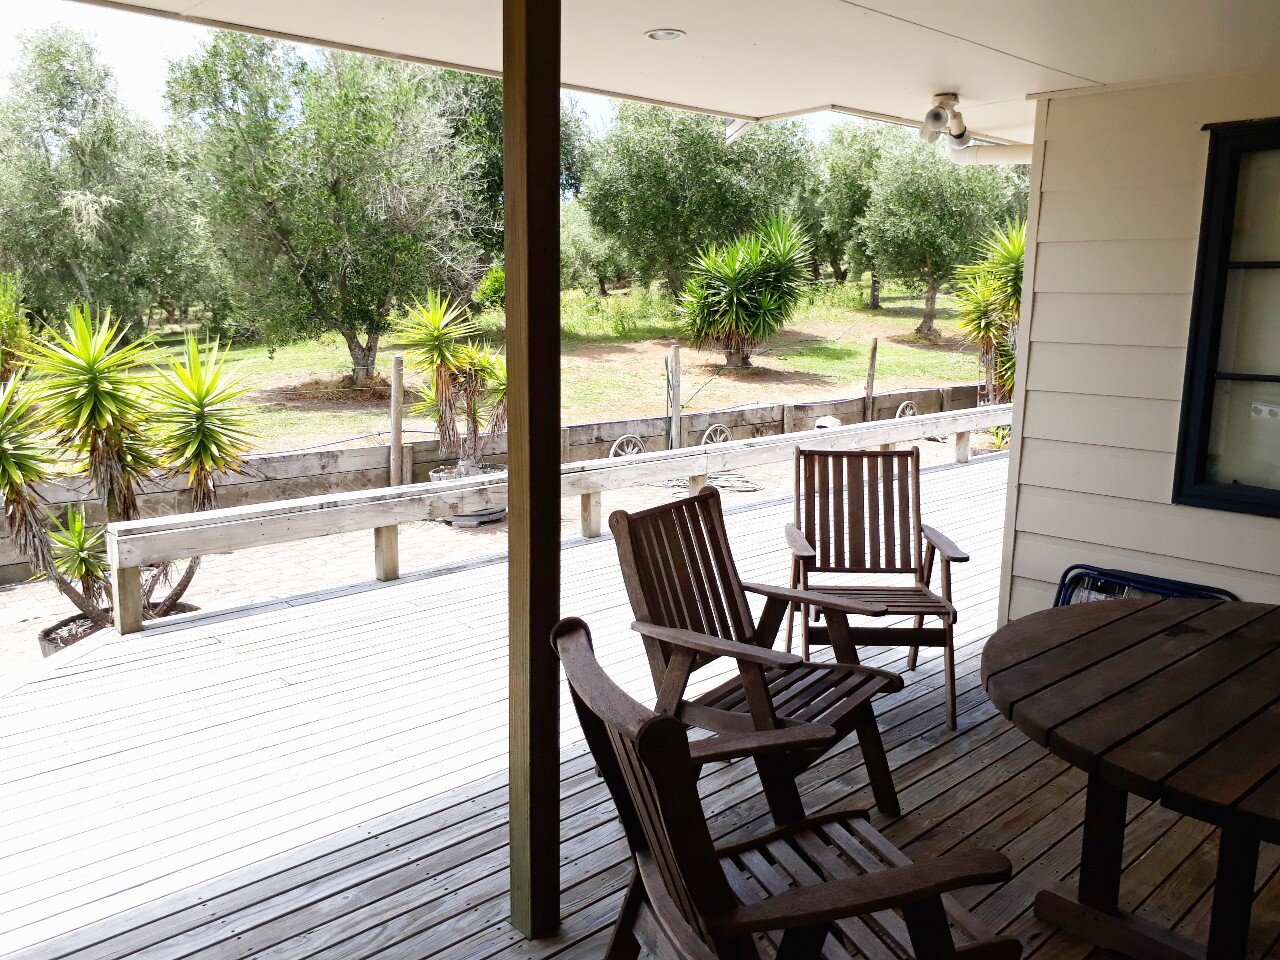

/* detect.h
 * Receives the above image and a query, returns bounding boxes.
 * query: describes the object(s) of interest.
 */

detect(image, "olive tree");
[818,123,915,305]
[0,28,212,333]
[580,104,809,292]
[560,200,628,296]
[168,34,487,382]
[859,139,1027,337]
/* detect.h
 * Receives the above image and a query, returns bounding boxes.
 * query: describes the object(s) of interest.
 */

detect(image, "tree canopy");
[579,104,809,291]
[0,28,213,333]
[858,138,1027,335]
[167,33,487,380]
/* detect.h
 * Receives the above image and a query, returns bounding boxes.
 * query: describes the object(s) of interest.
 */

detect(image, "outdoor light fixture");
[920,93,972,148]
[645,28,686,41]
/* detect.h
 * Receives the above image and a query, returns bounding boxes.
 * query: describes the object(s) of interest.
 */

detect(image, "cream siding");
[999,72,1280,622]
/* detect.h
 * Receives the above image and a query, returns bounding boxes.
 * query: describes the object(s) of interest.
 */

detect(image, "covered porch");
[2,456,1277,958]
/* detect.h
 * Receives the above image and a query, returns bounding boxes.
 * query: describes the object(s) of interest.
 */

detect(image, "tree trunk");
[723,349,752,369]
[916,280,940,338]
[831,260,847,284]
[342,331,380,384]
[809,259,821,282]
[597,276,609,298]
[868,273,882,309]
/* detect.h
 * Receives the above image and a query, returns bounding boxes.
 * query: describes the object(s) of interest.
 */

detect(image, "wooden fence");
[106,403,1011,634]
[1,383,979,583]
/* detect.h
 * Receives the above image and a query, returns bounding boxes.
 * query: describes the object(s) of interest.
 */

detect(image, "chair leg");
[943,621,957,731]
[605,872,644,960]
[775,925,831,960]
[855,703,900,817]
[902,897,959,960]
[786,560,799,654]
[907,614,923,671]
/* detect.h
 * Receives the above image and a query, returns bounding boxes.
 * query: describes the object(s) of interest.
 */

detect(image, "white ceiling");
[77,0,1280,143]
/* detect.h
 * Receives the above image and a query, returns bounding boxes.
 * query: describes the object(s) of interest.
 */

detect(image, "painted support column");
[505,0,562,939]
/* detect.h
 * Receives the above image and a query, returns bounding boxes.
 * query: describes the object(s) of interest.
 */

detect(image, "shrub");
[954,219,1025,402]
[681,214,812,367]
[472,265,505,311]
[0,273,30,380]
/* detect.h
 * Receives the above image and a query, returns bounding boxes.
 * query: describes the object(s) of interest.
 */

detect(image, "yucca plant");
[397,292,507,475]
[7,307,257,642]
[452,345,508,470]
[682,214,813,368]
[394,293,478,457]
[151,336,254,512]
[50,508,109,610]
[954,219,1025,403]
[23,304,156,522]
[0,377,110,627]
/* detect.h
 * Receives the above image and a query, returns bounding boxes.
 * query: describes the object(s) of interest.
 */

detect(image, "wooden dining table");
[982,597,1280,960]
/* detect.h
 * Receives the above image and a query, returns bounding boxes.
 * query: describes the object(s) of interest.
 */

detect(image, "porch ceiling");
[74,0,1280,144]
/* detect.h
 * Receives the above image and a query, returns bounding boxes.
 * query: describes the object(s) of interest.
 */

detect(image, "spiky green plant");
[0,377,109,626]
[682,213,812,367]
[50,507,108,608]
[954,219,1025,402]
[150,336,255,512]
[23,305,156,521]
[395,292,478,457]
[453,345,508,468]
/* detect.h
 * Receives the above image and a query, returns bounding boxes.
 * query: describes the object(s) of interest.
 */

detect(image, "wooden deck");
[0,454,1276,960]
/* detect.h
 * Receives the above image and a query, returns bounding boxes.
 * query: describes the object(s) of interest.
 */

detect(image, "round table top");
[983,597,1280,842]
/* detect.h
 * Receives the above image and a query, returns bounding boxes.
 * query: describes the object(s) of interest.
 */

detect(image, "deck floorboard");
[0,455,1273,959]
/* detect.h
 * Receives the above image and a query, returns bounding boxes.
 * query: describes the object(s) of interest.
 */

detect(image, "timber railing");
[105,404,1012,634]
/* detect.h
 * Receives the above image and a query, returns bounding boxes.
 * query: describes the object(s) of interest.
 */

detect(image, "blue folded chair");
[1053,563,1238,608]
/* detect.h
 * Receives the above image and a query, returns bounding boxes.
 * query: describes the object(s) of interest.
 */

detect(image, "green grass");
[188,280,980,450]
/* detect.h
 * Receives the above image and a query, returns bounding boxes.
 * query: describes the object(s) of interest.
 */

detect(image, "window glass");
[1206,379,1280,489]
[1217,269,1280,376]
[1231,149,1280,261]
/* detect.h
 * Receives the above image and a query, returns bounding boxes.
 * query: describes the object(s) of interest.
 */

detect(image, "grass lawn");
[206,282,979,452]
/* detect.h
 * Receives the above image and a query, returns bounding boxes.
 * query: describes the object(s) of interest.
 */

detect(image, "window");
[1175,117,1280,517]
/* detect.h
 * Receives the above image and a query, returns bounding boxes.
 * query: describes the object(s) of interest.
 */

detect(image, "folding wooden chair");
[553,618,1022,960]
[786,448,969,730]
[609,487,903,818]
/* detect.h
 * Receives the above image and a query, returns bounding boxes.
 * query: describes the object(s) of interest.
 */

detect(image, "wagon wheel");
[609,434,646,457]
[701,423,733,445]
[895,399,945,442]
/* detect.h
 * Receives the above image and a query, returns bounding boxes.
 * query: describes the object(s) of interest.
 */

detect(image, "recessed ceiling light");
[645,28,686,41]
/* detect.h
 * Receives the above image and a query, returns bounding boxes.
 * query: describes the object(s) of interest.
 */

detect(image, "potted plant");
[395,292,508,481]
[0,305,255,652]
[681,214,812,368]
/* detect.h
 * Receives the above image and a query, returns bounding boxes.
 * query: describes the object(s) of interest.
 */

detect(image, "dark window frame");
[1173,116,1280,518]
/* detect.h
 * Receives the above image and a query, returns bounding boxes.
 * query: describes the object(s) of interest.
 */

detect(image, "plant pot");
[430,463,508,526]
[38,601,201,658]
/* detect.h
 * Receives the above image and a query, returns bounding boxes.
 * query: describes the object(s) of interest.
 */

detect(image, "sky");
[0,0,843,138]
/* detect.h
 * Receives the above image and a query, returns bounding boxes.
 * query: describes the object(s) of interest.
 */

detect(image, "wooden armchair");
[787,448,968,730]
[553,618,1022,960]
[609,487,903,818]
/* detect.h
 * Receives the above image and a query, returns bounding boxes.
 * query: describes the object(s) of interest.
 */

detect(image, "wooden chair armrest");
[784,523,816,563]
[708,850,1012,935]
[743,582,887,617]
[922,525,968,562]
[688,723,838,764]
[631,622,803,668]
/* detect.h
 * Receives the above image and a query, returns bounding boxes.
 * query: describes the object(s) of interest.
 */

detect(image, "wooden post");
[374,355,404,582]
[689,474,709,497]
[667,343,682,450]
[110,563,143,635]
[388,355,404,485]
[864,337,878,422]
[580,491,601,538]
[955,430,972,463]
[505,0,562,939]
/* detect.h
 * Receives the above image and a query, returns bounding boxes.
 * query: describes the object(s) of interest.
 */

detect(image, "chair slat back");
[553,620,740,952]
[796,448,922,575]
[610,489,757,651]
